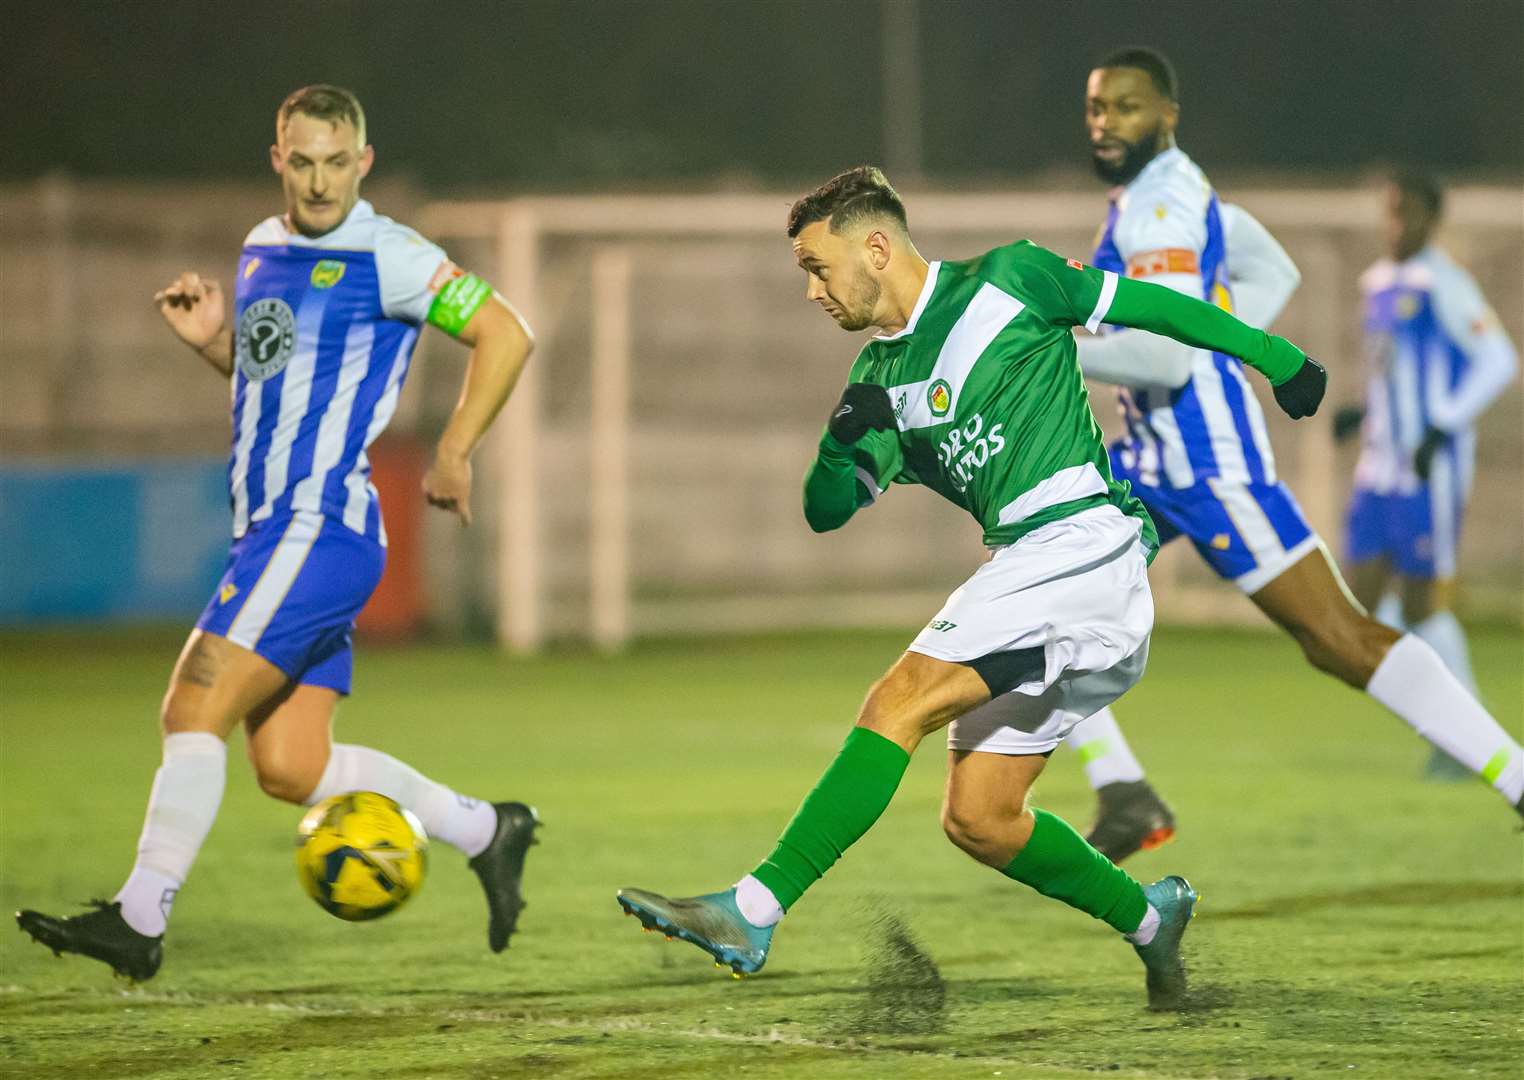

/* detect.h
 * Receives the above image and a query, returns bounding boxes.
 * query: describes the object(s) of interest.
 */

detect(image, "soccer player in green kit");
[617,167,1326,1009]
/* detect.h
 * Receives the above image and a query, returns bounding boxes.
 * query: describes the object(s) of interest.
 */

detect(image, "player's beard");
[1090,125,1165,186]
[834,268,882,332]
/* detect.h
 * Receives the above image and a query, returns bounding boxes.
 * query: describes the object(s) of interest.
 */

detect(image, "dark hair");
[1098,47,1179,102]
[1392,170,1444,217]
[787,165,908,238]
[277,84,367,144]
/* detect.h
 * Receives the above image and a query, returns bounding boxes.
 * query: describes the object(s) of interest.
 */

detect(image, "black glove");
[827,383,897,443]
[1414,426,1448,482]
[1272,356,1327,420]
[1331,405,1364,443]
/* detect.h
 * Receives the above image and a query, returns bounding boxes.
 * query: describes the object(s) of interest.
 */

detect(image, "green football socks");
[1001,808,1148,934]
[751,727,911,911]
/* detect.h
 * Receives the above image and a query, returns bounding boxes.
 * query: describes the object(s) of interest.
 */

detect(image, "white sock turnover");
[114,731,227,937]
[1126,903,1161,946]
[734,874,784,928]
[305,743,499,857]
[1366,634,1524,804]
[1067,707,1146,788]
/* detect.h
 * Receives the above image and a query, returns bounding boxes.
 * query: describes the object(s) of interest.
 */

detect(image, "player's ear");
[1162,99,1180,139]
[865,228,893,271]
[269,144,283,174]
[358,145,375,180]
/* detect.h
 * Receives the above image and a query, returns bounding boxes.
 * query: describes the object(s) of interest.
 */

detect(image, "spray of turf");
[838,906,946,1036]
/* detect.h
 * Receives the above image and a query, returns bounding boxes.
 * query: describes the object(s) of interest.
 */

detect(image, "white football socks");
[1067,707,1146,789]
[1366,634,1524,803]
[1412,610,1480,694]
[735,874,784,928]
[304,744,498,858]
[1125,903,1162,946]
[114,732,227,937]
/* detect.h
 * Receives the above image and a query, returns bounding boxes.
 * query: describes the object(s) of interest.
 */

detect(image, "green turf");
[2,626,1520,1079]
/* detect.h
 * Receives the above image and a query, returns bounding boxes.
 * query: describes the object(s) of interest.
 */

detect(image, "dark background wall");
[5,0,1522,187]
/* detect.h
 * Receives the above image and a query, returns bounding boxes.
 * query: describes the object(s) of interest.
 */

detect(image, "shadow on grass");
[1208,878,1522,920]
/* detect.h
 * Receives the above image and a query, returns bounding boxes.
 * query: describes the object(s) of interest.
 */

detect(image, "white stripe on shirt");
[289,320,375,516]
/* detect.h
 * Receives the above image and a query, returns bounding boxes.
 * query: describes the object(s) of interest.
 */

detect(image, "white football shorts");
[908,504,1155,756]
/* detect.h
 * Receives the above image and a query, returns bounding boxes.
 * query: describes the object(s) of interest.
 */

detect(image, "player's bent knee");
[940,804,1010,866]
[252,751,324,804]
[248,735,327,804]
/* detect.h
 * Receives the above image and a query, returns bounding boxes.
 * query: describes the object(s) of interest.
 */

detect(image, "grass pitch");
[2,626,1520,1079]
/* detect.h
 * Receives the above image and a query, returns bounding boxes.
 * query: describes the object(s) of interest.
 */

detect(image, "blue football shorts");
[195,510,385,694]
[1344,479,1464,580]
[1111,446,1319,594]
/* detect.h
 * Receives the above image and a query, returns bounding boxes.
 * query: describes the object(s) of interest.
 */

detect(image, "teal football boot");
[616,887,773,976]
[1131,874,1198,1011]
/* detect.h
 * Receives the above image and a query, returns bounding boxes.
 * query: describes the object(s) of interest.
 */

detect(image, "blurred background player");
[1065,48,1524,859]
[617,165,1329,1009]
[16,85,539,980]
[1334,173,1519,777]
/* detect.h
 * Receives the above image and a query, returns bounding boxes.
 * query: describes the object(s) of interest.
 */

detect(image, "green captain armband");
[426,272,493,335]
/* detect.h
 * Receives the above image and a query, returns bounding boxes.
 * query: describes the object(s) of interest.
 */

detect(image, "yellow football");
[295,792,428,922]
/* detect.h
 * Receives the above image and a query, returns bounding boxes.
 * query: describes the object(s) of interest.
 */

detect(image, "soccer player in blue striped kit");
[17,86,539,980]
[1065,49,1524,858]
[1337,172,1519,778]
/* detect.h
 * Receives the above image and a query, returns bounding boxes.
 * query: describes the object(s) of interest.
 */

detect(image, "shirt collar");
[1117,146,1186,206]
[874,260,941,341]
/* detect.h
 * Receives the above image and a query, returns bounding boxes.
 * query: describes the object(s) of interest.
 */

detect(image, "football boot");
[16,900,162,981]
[468,802,540,952]
[1131,875,1197,1011]
[616,886,773,976]
[1085,780,1177,864]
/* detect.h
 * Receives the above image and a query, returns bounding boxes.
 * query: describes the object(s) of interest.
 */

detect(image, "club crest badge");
[927,379,952,418]
[310,260,347,289]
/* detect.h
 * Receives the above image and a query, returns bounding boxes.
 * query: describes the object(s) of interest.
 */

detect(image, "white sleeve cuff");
[1085,270,1119,333]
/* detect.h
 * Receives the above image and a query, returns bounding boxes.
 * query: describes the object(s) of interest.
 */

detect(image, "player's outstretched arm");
[1104,276,1327,418]
[803,383,897,533]
[424,294,535,526]
[154,271,233,376]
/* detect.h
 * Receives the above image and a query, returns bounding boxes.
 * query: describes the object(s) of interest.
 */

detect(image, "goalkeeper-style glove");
[828,383,897,443]
[1272,356,1327,420]
[1414,426,1449,482]
[1331,405,1365,443]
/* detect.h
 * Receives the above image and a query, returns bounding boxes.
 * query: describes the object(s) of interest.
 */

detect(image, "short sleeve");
[373,219,453,324]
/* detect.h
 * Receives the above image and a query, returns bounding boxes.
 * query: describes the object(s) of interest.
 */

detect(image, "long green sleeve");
[802,432,866,533]
[1105,276,1306,386]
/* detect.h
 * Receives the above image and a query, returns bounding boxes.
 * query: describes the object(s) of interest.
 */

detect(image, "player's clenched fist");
[154,271,226,351]
[827,383,897,443]
[423,453,474,526]
[1272,356,1328,420]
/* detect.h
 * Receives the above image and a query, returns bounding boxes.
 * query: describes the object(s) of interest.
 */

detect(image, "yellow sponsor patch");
[243,257,261,279]
[1210,534,1232,551]
[310,260,346,289]
[1396,294,1419,319]
[219,583,239,603]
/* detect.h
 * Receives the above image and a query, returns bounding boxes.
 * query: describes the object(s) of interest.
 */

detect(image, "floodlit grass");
[2,626,1520,1079]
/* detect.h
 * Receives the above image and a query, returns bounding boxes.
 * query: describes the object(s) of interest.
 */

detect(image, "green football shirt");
[803,240,1307,551]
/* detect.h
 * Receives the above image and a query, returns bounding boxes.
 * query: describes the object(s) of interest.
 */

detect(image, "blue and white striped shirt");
[1093,148,1279,491]
[228,200,450,543]
[1355,246,1517,496]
